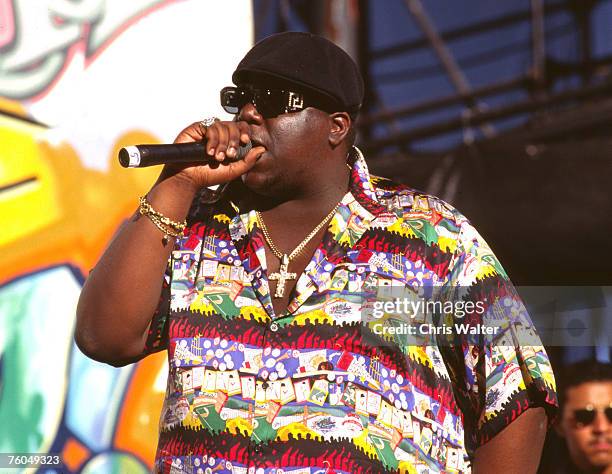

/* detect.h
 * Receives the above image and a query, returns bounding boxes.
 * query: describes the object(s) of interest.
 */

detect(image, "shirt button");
[269,322,279,332]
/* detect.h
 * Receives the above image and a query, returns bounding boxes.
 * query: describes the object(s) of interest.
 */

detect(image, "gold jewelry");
[139,195,187,245]
[256,203,339,298]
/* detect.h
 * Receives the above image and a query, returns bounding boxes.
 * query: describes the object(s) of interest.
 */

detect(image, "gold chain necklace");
[256,203,339,298]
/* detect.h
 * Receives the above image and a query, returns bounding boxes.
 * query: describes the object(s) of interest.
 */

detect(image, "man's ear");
[328,112,351,147]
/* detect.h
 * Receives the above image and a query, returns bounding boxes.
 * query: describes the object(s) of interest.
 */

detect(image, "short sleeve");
[443,216,558,451]
[141,187,213,356]
[142,256,172,355]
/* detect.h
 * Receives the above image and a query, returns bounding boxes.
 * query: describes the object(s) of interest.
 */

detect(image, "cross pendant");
[269,254,297,298]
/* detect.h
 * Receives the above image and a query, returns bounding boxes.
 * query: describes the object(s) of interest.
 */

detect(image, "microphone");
[118,141,253,168]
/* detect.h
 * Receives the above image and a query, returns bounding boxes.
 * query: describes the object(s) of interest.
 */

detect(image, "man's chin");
[586,451,612,469]
[241,168,276,195]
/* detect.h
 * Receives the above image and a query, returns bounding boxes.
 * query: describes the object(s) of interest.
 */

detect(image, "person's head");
[557,361,612,473]
[221,32,364,197]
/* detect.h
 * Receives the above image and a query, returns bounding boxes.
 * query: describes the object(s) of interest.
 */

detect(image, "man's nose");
[238,102,263,124]
[591,411,610,433]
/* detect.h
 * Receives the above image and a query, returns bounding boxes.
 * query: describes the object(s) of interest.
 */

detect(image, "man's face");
[235,81,332,197]
[560,381,612,472]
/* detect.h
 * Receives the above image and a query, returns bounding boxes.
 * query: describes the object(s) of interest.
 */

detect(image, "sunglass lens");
[574,409,596,426]
[606,407,612,422]
[253,89,286,118]
[220,87,248,114]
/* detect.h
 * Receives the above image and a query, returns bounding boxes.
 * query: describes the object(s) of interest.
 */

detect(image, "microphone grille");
[237,141,253,160]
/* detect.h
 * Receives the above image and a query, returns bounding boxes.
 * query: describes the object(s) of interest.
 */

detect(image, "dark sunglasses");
[220,86,333,118]
[572,404,612,426]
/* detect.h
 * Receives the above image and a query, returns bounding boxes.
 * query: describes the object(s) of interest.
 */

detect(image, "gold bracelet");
[138,195,187,244]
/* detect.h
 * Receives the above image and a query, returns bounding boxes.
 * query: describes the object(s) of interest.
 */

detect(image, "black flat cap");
[233,31,364,116]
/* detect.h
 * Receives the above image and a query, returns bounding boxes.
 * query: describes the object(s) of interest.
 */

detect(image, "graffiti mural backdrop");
[0,1,252,471]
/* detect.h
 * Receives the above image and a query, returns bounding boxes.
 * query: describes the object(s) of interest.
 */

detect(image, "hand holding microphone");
[119,119,265,189]
[119,141,253,168]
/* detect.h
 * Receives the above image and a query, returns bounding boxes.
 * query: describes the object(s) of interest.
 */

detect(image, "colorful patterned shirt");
[145,150,557,474]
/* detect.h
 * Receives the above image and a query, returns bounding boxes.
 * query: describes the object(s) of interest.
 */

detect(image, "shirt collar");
[227,147,387,315]
[345,146,387,216]
[228,147,386,249]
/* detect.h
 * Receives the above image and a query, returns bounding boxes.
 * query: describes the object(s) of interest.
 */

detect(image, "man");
[555,361,612,473]
[76,32,557,473]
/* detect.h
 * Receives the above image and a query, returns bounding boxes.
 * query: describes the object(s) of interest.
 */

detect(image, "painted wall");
[0,1,253,471]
